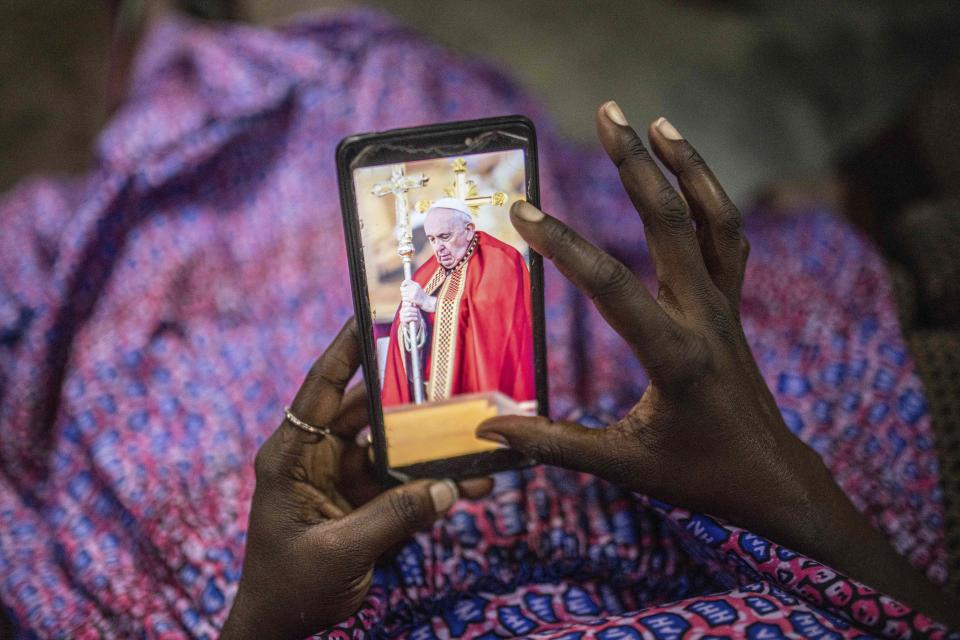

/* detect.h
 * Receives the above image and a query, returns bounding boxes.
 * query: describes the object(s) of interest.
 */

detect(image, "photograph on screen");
[353,149,537,467]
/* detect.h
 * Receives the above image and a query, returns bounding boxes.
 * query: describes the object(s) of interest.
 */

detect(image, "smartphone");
[336,116,548,484]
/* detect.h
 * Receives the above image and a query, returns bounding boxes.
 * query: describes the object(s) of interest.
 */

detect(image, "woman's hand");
[478,102,959,624]
[223,320,491,640]
[480,104,818,543]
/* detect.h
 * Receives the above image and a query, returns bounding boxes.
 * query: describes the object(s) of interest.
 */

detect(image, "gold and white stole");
[425,259,469,402]
[422,234,479,401]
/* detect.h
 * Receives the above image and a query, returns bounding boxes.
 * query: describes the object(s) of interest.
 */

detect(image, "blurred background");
[2,0,960,583]
[2,0,959,200]
[6,1,958,319]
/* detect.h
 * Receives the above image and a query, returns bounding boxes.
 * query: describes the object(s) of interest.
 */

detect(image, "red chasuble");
[381,232,535,406]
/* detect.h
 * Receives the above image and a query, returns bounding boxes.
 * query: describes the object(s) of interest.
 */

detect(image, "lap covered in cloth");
[0,10,949,639]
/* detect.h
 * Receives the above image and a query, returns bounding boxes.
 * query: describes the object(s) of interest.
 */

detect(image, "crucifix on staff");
[371,164,430,404]
[414,157,509,215]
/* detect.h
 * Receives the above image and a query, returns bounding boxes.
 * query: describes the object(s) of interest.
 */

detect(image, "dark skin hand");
[478,102,960,627]
[222,320,492,640]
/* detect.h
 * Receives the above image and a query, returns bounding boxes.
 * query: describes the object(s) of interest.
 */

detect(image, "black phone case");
[335,115,547,485]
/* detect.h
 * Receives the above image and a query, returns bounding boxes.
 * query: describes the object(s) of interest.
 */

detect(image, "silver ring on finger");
[283,406,332,438]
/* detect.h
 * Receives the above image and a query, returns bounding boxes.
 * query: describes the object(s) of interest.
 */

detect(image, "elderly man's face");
[424,208,475,269]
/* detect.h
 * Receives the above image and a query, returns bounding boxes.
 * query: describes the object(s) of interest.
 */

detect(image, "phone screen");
[352,147,538,469]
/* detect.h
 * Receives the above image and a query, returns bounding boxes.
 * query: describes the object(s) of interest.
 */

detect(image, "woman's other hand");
[478,102,959,624]
[480,104,815,544]
[223,320,491,639]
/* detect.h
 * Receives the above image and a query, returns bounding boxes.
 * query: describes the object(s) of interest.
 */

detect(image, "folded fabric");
[0,9,947,638]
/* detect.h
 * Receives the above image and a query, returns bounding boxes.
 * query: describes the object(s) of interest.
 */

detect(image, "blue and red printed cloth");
[0,9,951,639]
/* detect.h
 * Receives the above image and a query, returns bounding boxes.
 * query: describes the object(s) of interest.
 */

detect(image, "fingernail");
[604,101,628,126]
[476,431,508,445]
[354,426,372,448]
[512,201,544,222]
[655,117,683,140]
[458,477,493,495]
[429,479,459,513]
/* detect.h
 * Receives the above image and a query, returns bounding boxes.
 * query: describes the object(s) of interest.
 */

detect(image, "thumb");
[477,415,615,476]
[333,479,458,561]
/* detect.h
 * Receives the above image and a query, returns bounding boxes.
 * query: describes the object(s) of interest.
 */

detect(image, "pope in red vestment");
[381,198,535,406]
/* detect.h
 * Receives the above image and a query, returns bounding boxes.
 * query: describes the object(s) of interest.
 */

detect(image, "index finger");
[288,317,362,439]
[256,318,362,480]
[510,202,688,380]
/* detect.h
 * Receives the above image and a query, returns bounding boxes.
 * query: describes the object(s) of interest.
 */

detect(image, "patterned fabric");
[0,9,951,639]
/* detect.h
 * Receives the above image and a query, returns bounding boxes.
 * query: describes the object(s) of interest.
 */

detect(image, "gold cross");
[415,158,507,216]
